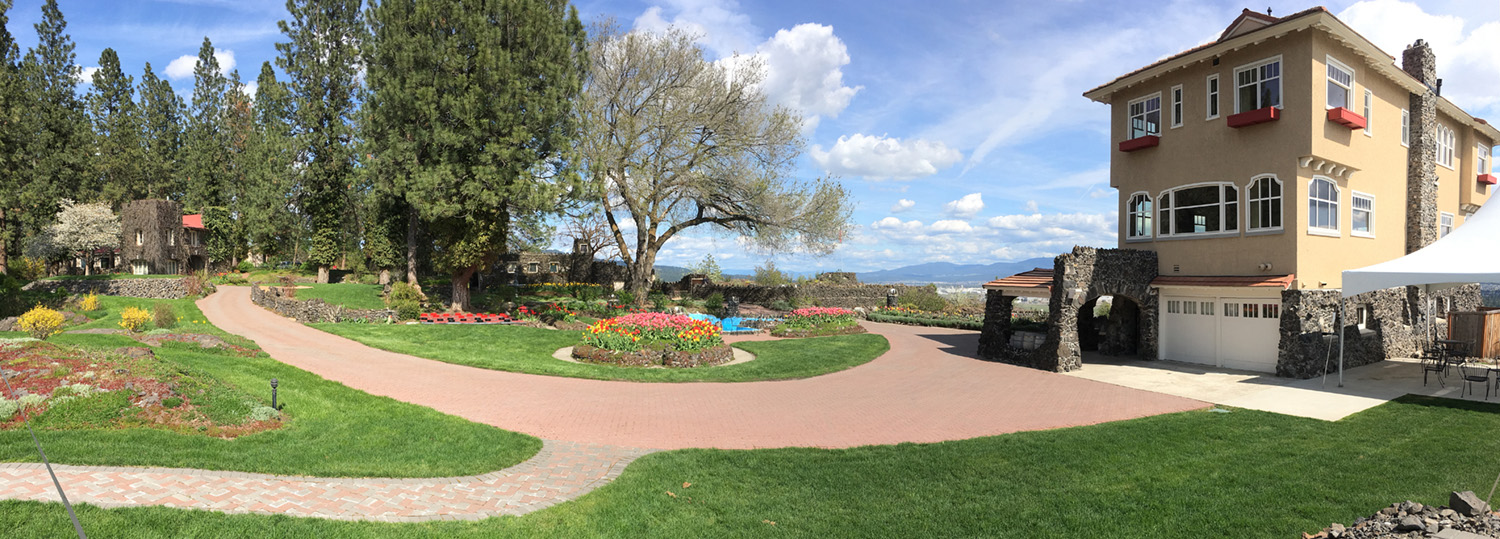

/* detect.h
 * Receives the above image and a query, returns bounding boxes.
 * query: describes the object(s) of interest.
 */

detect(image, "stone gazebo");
[978,247,1158,372]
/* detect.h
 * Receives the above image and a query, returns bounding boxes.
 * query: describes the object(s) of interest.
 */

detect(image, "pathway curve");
[200,286,1206,449]
[0,440,651,521]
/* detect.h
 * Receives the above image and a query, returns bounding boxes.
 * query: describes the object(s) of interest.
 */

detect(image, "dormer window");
[1127,93,1161,139]
[1325,57,1353,109]
[1235,57,1281,113]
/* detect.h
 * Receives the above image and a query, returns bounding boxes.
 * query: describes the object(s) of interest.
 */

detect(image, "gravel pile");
[1306,491,1500,538]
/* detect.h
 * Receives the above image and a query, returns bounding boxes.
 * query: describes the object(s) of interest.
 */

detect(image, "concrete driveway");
[1066,353,1483,421]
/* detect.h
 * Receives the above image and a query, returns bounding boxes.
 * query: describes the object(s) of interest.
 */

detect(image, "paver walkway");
[0,440,651,521]
[198,286,1206,449]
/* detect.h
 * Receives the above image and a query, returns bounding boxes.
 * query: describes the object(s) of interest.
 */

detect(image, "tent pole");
[1338,300,1346,388]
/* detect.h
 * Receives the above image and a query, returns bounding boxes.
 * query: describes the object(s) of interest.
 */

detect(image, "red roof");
[182,214,205,230]
[1151,274,1295,289]
[982,268,1054,291]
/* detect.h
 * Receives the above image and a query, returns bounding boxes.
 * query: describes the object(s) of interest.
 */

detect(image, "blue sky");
[11,0,1500,272]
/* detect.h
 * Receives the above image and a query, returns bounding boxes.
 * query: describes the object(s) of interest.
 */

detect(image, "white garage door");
[1159,294,1280,373]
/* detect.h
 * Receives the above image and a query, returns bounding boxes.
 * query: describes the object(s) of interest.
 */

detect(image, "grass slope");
[311,323,889,382]
[293,283,387,310]
[4,397,1500,537]
[2,297,540,478]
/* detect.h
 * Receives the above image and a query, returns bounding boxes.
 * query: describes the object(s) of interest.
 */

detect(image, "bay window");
[1157,183,1239,237]
[1128,93,1161,139]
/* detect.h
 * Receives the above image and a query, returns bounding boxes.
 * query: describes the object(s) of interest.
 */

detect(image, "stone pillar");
[977,290,1014,359]
[1403,40,1439,254]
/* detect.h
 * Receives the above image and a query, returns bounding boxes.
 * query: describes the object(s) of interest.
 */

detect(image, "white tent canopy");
[1343,199,1500,296]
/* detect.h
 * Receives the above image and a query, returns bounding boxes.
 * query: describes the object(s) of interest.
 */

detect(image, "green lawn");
[311,323,890,382]
[3,396,1499,537]
[294,283,387,310]
[2,298,540,478]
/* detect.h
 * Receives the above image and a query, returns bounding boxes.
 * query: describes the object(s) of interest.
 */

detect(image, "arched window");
[1246,175,1282,231]
[1308,176,1339,234]
[1156,183,1238,237]
[1126,193,1152,240]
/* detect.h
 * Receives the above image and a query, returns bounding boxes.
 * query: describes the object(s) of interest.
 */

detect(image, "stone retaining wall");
[22,278,192,299]
[250,285,395,324]
[1277,284,1481,378]
[681,283,927,310]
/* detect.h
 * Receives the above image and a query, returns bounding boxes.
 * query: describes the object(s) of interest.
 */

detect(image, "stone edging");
[0,439,656,522]
[249,285,395,324]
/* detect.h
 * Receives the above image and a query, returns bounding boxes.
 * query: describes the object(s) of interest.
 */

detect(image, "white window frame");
[1246,175,1283,232]
[168,231,175,247]
[1351,191,1375,239]
[1127,92,1162,139]
[1308,176,1340,236]
[1234,55,1282,114]
[1156,182,1240,239]
[135,230,143,246]
[1440,212,1454,237]
[1325,56,1354,110]
[1126,192,1153,241]
[1362,89,1373,136]
[549,262,559,273]
[1205,74,1220,120]
[1170,85,1184,128]
[1401,110,1410,147]
[1436,124,1456,169]
[1478,144,1490,175]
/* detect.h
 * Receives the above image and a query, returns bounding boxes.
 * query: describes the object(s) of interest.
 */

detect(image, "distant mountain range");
[856,259,1055,286]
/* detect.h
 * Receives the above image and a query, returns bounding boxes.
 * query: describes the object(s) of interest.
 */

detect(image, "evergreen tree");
[216,69,254,267]
[17,0,88,248]
[182,37,228,209]
[137,62,183,200]
[277,0,363,284]
[0,0,21,274]
[365,0,587,309]
[84,48,143,206]
[242,61,298,261]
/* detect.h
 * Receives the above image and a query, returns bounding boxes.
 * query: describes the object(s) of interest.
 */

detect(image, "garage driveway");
[1067,352,1477,421]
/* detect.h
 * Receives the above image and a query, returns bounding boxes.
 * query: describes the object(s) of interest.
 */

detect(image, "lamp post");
[270,378,279,410]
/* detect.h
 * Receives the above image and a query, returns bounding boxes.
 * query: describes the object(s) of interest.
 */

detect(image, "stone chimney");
[1402,40,1438,254]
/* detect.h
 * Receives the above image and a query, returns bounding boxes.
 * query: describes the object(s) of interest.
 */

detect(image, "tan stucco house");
[979,7,1498,377]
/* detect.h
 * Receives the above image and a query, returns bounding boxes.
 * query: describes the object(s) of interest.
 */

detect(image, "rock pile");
[1307,491,1500,538]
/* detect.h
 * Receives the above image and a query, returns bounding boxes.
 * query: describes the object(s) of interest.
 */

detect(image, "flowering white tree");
[42,200,121,275]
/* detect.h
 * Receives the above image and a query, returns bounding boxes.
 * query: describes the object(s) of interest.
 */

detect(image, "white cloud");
[164,48,237,80]
[810,134,962,181]
[240,80,258,97]
[870,216,923,232]
[77,66,98,84]
[753,24,861,128]
[1024,200,1039,213]
[890,199,916,213]
[943,193,984,218]
[634,0,760,58]
[1338,0,1500,111]
[930,220,974,233]
[986,212,1115,244]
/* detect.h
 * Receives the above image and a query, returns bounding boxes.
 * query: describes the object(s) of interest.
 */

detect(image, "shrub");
[648,291,670,310]
[19,305,66,340]
[278,275,298,298]
[249,406,281,421]
[391,300,421,321]
[898,287,949,313]
[753,261,790,285]
[387,281,423,305]
[235,260,254,273]
[0,398,18,421]
[119,307,151,333]
[575,284,603,302]
[153,303,176,330]
[79,293,101,312]
[614,290,635,306]
[703,292,725,313]
[13,256,47,282]
[780,307,857,330]
[19,394,45,409]
[185,271,212,297]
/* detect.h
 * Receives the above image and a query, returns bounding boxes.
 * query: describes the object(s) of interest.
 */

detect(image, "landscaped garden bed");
[770,307,866,338]
[573,313,731,368]
[0,341,282,438]
[867,306,983,330]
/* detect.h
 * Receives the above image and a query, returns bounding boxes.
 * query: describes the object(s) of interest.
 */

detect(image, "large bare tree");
[578,28,852,300]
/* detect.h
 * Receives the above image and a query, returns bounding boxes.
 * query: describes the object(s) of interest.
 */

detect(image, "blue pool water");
[686,314,773,334]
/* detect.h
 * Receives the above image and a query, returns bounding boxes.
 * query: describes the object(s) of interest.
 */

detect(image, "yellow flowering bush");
[18,305,66,340]
[119,307,152,333]
[79,294,101,312]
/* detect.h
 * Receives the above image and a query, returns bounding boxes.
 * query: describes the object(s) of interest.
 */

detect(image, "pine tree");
[242,62,298,261]
[137,62,183,200]
[364,0,587,309]
[0,0,21,274]
[17,0,89,247]
[182,38,229,209]
[84,48,143,206]
[277,0,363,284]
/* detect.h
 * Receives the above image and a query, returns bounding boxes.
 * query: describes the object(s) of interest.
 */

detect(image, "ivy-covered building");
[119,199,208,275]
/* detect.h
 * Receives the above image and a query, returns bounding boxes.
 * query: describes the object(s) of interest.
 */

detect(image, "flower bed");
[573,312,732,368]
[770,307,866,338]
[867,306,983,331]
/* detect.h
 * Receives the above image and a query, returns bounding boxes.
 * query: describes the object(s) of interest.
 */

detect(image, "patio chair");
[1459,363,1491,400]
[1422,355,1446,388]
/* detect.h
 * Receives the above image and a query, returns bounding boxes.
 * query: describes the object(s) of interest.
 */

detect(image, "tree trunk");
[83,253,93,276]
[451,266,476,312]
[0,207,8,275]
[317,265,330,284]
[405,205,419,285]
[378,269,391,286]
[627,251,656,306]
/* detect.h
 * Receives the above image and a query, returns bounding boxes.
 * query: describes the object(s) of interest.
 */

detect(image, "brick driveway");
[199,286,1207,450]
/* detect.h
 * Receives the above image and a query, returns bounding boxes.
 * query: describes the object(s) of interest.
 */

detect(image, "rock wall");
[22,278,192,299]
[684,283,927,310]
[1278,284,1481,378]
[251,285,395,324]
